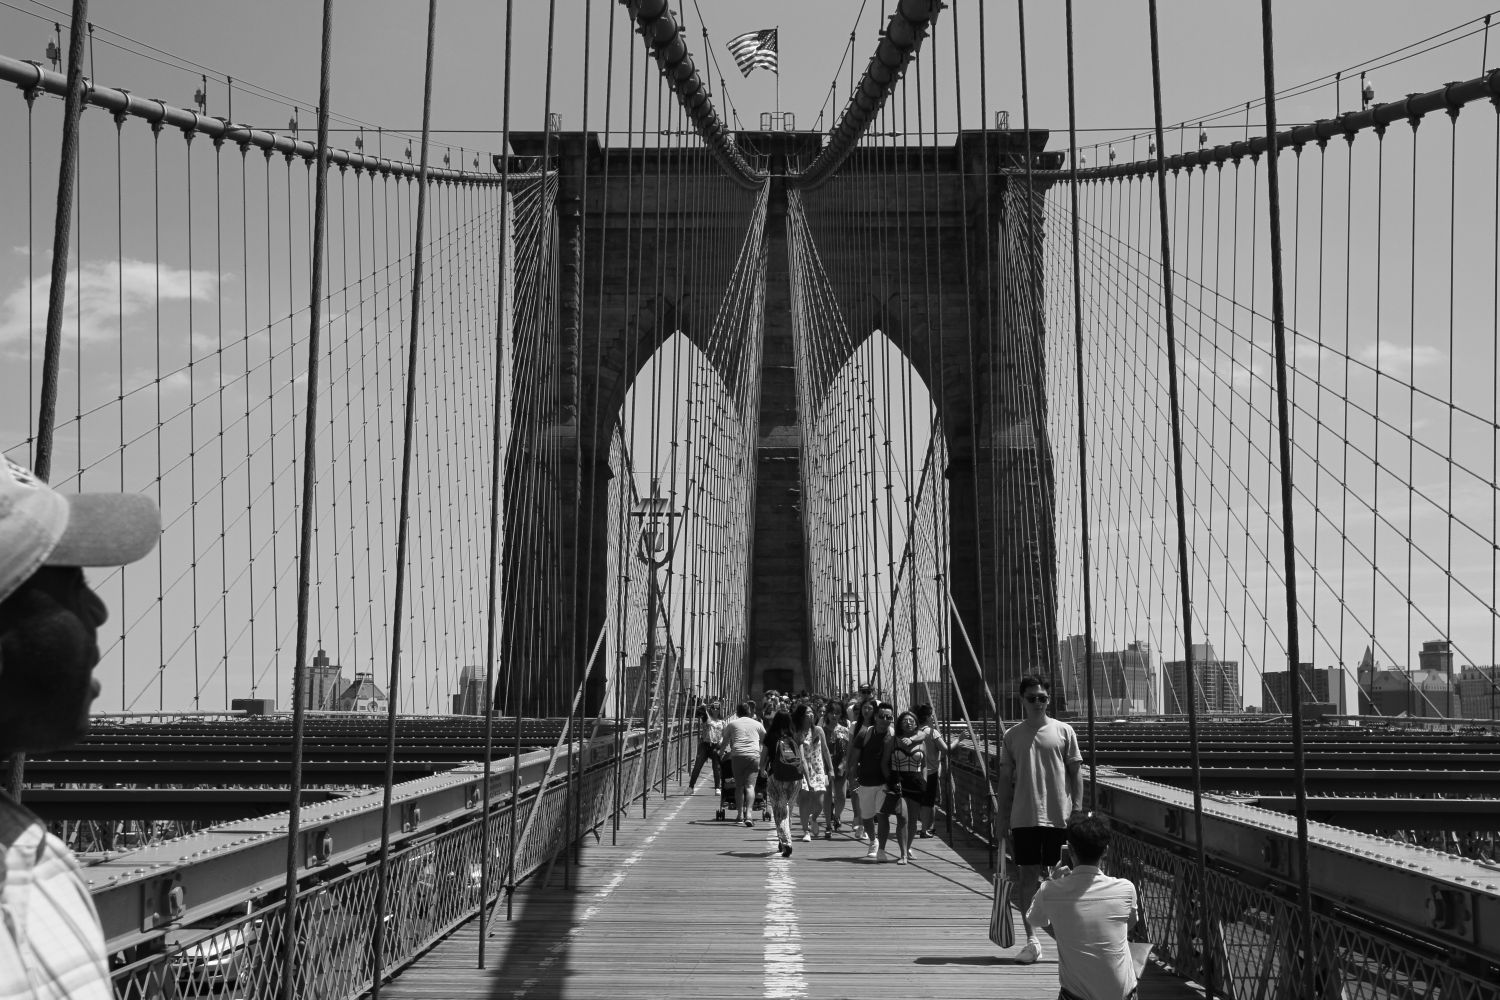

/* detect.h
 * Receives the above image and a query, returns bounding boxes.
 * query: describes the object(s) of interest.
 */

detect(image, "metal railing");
[104,722,691,999]
[943,739,1500,1000]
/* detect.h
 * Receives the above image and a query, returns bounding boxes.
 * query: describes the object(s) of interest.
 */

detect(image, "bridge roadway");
[382,779,1201,1000]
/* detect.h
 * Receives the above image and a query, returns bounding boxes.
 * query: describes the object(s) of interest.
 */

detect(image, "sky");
[1,0,1497,713]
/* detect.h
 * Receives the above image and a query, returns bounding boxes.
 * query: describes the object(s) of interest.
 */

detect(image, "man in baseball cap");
[1,455,160,999]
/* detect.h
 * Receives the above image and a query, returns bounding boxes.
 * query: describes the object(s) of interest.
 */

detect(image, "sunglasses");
[877,714,895,720]
[1024,693,1050,703]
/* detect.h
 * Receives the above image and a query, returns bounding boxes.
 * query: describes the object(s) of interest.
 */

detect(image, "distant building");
[1261,663,1345,715]
[1058,635,1157,716]
[451,665,488,716]
[623,631,683,718]
[1457,666,1500,719]
[299,648,345,710]
[1163,643,1241,714]
[336,672,389,713]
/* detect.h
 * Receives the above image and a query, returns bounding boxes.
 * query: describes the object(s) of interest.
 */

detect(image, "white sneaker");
[876,848,890,864]
[856,829,868,842]
[1016,937,1044,964]
[865,843,878,860]
[800,833,812,842]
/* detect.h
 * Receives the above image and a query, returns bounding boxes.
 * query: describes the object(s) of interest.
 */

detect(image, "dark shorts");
[895,771,927,802]
[918,773,940,808]
[1012,826,1068,867]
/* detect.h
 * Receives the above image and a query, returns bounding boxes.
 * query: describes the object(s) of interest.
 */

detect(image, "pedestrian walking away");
[718,701,766,826]
[998,675,1084,964]
[762,711,802,856]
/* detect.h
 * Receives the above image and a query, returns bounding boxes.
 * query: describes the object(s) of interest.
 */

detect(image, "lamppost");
[840,589,864,696]
[630,478,681,807]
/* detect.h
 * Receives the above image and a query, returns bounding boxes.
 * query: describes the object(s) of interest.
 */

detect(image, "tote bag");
[989,838,1015,948]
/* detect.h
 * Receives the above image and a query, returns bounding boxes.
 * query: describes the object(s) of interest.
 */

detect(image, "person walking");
[791,704,832,841]
[1027,814,1141,1000]
[845,701,897,862]
[888,710,927,864]
[0,457,161,1000]
[913,703,950,839]
[846,697,878,839]
[821,701,851,838]
[998,675,1084,965]
[718,701,766,827]
[761,711,802,857]
[689,701,725,791]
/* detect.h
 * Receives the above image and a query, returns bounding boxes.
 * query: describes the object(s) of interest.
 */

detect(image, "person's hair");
[873,701,896,720]
[859,699,876,719]
[1019,674,1051,696]
[790,703,812,730]
[708,704,722,720]
[894,709,918,732]
[736,701,754,717]
[764,709,793,749]
[1066,813,1112,865]
[914,703,933,724]
[858,683,873,695]
[823,701,847,724]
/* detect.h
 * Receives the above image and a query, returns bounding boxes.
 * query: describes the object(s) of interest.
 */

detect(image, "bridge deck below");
[384,781,1202,999]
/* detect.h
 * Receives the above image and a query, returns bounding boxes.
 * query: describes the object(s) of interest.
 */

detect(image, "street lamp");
[629,478,682,805]
[840,589,864,696]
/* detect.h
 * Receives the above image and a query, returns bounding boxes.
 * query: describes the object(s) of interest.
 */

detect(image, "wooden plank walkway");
[382,781,1204,999]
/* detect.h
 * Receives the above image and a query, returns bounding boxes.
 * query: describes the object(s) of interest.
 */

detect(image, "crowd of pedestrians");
[693,685,949,861]
[689,676,1144,999]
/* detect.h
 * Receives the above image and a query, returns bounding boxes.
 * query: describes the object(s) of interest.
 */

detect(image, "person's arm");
[1025,883,1056,940]
[845,733,861,781]
[996,736,1015,839]
[880,733,894,784]
[1066,758,1083,815]
[817,726,833,774]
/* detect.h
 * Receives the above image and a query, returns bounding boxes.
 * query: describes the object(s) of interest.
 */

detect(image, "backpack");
[770,737,804,781]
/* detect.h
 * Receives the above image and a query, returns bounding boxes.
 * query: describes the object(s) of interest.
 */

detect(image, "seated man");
[1025,814,1140,1000]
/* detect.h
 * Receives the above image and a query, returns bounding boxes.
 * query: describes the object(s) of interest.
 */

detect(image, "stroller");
[715,754,770,822]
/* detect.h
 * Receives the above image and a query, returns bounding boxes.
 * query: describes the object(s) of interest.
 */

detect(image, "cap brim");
[46,493,161,567]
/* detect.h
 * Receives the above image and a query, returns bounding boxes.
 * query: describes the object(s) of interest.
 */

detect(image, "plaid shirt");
[1,792,113,1000]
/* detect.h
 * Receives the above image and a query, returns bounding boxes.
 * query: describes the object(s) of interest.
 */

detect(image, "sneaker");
[865,844,878,860]
[780,843,793,858]
[1016,938,1044,964]
[917,829,933,839]
[876,849,890,864]
[823,830,833,841]
[743,819,754,828]
[800,833,812,842]
[856,829,868,843]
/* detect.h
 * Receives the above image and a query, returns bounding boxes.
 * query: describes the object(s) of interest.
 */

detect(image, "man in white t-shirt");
[1026,814,1140,1000]
[718,702,766,826]
[998,674,1083,964]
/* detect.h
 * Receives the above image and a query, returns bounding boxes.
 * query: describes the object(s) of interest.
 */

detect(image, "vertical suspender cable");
[1144,4,1215,997]
[478,0,517,963]
[1060,0,1099,802]
[9,0,90,802]
[369,1,439,994]
[1256,3,1314,995]
[281,2,336,997]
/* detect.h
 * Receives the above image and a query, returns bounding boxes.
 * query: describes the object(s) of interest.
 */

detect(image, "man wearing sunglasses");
[998,675,1083,964]
[844,701,897,861]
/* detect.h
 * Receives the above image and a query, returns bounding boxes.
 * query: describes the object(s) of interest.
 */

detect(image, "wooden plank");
[382,783,1204,999]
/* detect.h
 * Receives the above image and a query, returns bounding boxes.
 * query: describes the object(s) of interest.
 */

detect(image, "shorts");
[729,755,759,790]
[854,783,887,817]
[895,771,926,802]
[1012,826,1068,867]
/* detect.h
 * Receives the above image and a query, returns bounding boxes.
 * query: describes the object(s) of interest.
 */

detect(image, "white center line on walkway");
[763,829,807,1000]
[510,790,695,999]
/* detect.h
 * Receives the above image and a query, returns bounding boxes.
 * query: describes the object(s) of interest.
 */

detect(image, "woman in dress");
[791,704,833,841]
[761,711,802,857]
[888,709,928,864]
[821,701,851,837]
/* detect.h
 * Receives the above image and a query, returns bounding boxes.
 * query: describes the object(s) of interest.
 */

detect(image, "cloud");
[1355,340,1444,373]
[0,258,217,346]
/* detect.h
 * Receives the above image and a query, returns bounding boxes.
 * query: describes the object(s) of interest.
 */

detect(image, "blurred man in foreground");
[0,457,160,1000]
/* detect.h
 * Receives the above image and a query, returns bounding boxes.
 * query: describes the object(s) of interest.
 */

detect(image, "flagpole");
[775,25,780,121]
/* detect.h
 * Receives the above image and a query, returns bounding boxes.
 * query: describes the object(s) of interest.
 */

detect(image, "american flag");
[727,28,778,77]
